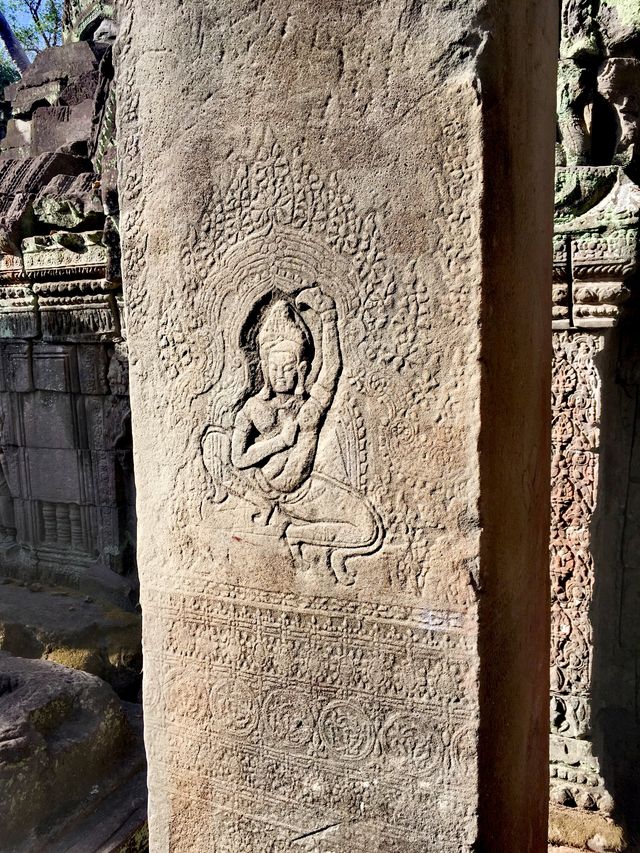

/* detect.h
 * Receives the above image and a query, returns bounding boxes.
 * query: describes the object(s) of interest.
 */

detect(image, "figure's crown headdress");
[258,300,307,356]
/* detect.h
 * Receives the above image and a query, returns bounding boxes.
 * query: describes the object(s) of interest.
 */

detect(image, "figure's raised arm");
[295,286,342,409]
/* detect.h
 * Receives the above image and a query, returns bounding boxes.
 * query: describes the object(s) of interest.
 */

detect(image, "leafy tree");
[0,49,19,86]
[0,0,63,58]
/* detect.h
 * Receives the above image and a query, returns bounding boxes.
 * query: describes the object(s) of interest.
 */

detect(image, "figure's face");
[268,349,298,393]
[616,93,640,148]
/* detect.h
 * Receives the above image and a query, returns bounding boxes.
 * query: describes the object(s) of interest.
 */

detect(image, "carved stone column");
[549,191,639,851]
[550,2,640,847]
[117,2,556,850]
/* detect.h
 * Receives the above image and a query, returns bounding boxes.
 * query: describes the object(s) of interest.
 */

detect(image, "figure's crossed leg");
[283,473,382,584]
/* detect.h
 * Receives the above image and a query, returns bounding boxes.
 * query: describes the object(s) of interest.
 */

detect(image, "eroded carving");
[203,285,381,585]
[550,332,607,808]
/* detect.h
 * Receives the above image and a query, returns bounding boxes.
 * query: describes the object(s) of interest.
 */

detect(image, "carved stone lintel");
[553,169,639,330]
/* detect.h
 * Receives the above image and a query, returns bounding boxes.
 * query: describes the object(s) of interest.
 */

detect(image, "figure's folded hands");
[279,419,299,448]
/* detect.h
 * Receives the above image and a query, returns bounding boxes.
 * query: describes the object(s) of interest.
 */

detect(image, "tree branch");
[0,11,30,73]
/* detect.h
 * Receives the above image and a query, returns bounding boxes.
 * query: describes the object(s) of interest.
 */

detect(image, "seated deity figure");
[211,286,380,584]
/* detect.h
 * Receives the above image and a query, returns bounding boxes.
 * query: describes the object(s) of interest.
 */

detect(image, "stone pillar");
[116,2,556,850]
[550,184,639,850]
[550,1,640,846]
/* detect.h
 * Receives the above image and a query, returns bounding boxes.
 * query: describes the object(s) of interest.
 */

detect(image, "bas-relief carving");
[203,285,382,585]
[550,333,609,810]
[124,123,480,850]
[551,0,640,828]
[162,134,479,605]
[144,586,477,852]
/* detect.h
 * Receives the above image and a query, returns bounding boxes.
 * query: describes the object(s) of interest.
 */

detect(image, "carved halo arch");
[194,227,362,427]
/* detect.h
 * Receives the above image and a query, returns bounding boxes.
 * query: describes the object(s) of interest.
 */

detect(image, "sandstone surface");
[117,1,556,850]
[0,651,132,850]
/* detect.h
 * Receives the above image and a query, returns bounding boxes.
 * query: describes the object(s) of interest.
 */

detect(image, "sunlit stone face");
[268,349,298,393]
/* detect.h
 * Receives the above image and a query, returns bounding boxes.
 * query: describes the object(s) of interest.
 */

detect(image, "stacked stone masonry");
[0,5,146,851]
[0,5,136,609]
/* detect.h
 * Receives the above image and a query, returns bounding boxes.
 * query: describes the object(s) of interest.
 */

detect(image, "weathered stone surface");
[0,651,131,850]
[29,100,95,157]
[10,81,65,120]
[0,6,135,611]
[65,1,115,42]
[58,70,102,109]
[0,153,90,258]
[599,0,640,53]
[550,1,640,847]
[0,338,136,604]
[0,578,141,697]
[117,1,556,850]
[549,804,627,852]
[34,172,103,230]
[10,42,98,94]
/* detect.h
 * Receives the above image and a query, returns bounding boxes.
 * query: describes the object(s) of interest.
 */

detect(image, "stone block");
[0,581,141,696]
[39,294,118,342]
[549,804,626,852]
[26,447,84,503]
[0,392,15,443]
[0,651,131,850]
[10,495,32,545]
[30,100,94,157]
[84,396,106,450]
[16,41,98,91]
[32,343,79,393]
[22,392,77,450]
[10,80,64,119]
[11,152,90,193]
[3,343,32,392]
[34,172,103,230]
[77,343,109,395]
[2,447,23,498]
[0,286,39,340]
[2,119,31,153]
[23,231,108,279]
[58,70,101,108]
[90,449,117,505]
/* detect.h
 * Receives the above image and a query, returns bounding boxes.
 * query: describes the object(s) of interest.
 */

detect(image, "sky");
[0,0,64,65]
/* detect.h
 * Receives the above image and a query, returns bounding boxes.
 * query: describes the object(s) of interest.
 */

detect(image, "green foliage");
[0,50,19,87]
[0,0,63,58]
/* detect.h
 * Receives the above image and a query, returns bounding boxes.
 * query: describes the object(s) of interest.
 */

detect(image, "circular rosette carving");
[318,699,375,761]
[164,669,210,723]
[381,711,440,771]
[449,724,476,778]
[210,677,259,737]
[262,689,314,749]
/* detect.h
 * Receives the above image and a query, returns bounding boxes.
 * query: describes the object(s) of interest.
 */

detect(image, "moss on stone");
[601,0,640,30]
[118,822,149,852]
[45,647,103,676]
[549,804,626,851]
